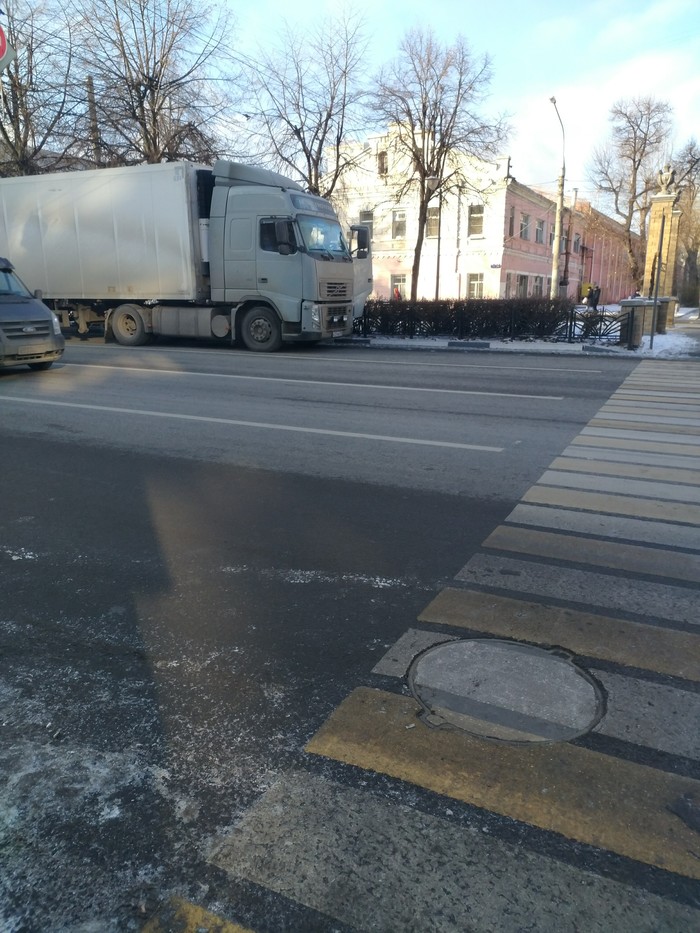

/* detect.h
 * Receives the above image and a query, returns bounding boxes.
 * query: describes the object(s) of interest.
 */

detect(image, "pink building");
[334,135,638,306]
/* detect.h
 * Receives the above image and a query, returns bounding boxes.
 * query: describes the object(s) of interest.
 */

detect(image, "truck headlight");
[51,313,62,336]
[302,301,322,331]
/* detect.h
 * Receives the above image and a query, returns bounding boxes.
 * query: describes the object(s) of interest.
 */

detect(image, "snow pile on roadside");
[639,331,700,357]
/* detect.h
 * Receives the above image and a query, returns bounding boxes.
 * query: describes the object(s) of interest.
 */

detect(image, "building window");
[377,151,388,176]
[392,209,406,239]
[573,233,581,254]
[519,213,530,240]
[535,219,545,244]
[390,273,406,300]
[549,225,555,247]
[517,274,528,297]
[508,206,515,238]
[505,272,512,298]
[467,273,484,299]
[468,204,484,236]
[533,275,544,296]
[426,206,440,238]
[359,209,374,241]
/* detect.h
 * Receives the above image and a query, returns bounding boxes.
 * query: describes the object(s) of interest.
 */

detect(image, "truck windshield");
[296,215,351,261]
[0,269,32,297]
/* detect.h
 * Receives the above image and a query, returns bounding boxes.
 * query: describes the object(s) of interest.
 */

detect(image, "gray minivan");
[0,257,65,371]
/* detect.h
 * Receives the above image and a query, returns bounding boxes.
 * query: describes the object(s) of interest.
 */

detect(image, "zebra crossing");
[212,360,700,931]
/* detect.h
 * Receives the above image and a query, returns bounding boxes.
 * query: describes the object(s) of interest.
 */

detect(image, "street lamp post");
[549,97,565,299]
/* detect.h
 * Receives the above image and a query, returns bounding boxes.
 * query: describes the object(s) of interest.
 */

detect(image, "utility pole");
[549,97,565,299]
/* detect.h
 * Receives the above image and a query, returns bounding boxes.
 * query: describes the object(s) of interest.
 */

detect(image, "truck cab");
[0,258,65,372]
[209,161,358,350]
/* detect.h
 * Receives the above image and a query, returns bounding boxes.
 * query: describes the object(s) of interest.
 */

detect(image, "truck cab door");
[256,218,303,322]
[350,224,373,318]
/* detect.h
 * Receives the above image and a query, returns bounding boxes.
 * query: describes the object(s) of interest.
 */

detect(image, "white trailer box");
[0,162,206,302]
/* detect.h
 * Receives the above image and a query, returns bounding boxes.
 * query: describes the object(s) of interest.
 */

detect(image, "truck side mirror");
[275,219,292,255]
[355,228,369,251]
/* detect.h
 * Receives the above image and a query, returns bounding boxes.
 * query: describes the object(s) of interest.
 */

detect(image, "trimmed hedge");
[355,297,575,340]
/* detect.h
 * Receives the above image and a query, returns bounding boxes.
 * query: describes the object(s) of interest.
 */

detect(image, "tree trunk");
[410,197,429,301]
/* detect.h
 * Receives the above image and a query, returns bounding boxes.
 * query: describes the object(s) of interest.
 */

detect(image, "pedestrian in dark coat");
[586,285,601,311]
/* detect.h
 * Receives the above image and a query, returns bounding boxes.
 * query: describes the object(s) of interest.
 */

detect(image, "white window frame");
[467,273,484,299]
[426,206,440,238]
[392,209,406,239]
[468,204,484,236]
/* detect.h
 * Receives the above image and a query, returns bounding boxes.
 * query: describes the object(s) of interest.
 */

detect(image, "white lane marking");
[69,345,605,374]
[0,396,504,452]
[60,363,564,400]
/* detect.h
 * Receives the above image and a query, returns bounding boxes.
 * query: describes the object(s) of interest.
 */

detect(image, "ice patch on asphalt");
[1,546,39,561]
[220,564,424,589]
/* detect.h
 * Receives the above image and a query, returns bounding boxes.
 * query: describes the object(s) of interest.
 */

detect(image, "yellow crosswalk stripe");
[523,484,700,523]
[141,897,253,933]
[306,687,700,880]
[550,456,700,484]
[591,419,700,435]
[572,435,700,456]
[482,525,700,582]
[417,587,700,681]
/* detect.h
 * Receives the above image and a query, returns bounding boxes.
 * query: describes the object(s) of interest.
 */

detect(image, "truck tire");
[240,306,283,352]
[28,361,53,371]
[112,304,149,346]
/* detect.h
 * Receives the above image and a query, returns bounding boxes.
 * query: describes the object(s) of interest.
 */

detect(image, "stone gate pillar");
[642,164,682,300]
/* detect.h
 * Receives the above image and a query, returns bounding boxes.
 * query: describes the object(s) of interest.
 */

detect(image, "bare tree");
[674,138,700,305]
[0,1,79,175]
[73,0,235,165]
[589,96,673,286]
[369,28,507,301]
[239,12,368,197]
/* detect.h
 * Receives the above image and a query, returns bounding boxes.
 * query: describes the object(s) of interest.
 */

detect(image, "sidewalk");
[343,308,700,360]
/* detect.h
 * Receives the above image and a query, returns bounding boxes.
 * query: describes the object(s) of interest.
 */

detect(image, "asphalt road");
[4,341,697,931]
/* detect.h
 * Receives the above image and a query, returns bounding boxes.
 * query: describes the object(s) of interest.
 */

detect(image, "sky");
[232,0,700,205]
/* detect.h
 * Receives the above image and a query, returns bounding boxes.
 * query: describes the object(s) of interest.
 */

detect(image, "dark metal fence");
[354,298,625,344]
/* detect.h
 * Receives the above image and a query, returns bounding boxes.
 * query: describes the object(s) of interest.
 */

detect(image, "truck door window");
[260,220,297,253]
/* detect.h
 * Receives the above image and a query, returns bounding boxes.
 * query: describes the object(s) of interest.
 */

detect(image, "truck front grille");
[0,318,52,339]
[324,307,349,329]
[321,281,350,299]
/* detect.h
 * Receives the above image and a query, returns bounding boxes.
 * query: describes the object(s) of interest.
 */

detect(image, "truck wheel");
[28,361,53,371]
[241,306,283,352]
[112,305,148,346]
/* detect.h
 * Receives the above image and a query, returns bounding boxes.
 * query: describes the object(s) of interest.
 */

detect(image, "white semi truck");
[0,160,372,351]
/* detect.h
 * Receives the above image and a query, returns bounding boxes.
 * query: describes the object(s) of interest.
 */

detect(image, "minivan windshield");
[0,268,32,297]
[296,214,351,261]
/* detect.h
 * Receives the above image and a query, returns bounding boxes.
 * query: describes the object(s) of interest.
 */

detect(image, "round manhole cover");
[408,638,605,745]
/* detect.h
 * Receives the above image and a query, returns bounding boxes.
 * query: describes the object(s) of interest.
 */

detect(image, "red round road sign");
[0,28,6,60]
